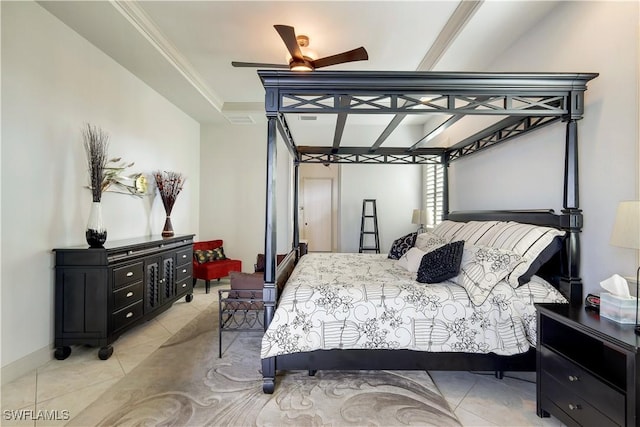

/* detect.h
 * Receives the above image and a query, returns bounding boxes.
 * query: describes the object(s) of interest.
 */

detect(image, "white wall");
[201,122,424,260]
[337,125,424,253]
[340,164,422,253]
[447,1,639,296]
[200,122,269,270]
[1,2,200,381]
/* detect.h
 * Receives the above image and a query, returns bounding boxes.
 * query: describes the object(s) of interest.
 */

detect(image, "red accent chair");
[192,240,242,294]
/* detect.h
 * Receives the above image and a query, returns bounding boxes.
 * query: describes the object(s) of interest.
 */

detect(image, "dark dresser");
[537,303,640,426]
[53,234,194,360]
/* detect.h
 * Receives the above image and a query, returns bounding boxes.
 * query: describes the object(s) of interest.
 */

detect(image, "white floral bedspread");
[261,253,566,359]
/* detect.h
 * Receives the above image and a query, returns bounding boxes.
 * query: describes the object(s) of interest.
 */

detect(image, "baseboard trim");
[1,345,52,385]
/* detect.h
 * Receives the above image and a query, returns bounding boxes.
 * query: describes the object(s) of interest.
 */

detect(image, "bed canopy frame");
[259,70,598,393]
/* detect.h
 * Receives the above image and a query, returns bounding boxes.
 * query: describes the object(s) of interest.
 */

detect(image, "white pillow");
[431,220,465,242]
[481,221,565,287]
[397,247,428,273]
[451,221,502,245]
[414,231,446,252]
[451,245,526,306]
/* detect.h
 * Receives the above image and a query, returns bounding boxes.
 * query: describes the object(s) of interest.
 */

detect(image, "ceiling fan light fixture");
[231,25,368,71]
[289,58,314,72]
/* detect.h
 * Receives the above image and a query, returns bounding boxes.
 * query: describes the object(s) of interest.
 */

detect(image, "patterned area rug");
[70,303,461,426]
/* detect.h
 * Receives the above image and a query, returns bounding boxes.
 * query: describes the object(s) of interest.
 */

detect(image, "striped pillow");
[450,221,502,245]
[433,220,502,245]
[431,220,466,242]
[482,221,565,287]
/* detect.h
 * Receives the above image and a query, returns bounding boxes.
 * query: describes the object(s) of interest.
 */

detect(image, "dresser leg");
[54,346,71,360]
[98,345,113,360]
[537,408,550,418]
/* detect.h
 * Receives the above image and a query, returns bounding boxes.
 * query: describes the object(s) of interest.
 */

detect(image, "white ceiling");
[39,0,561,130]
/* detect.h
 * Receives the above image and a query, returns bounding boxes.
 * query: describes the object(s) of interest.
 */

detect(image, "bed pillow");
[397,247,428,273]
[482,221,565,287]
[416,240,465,284]
[452,245,525,306]
[388,232,418,260]
[414,231,446,253]
[450,221,502,245]
[431,220,466,242]
[516,236,563,285]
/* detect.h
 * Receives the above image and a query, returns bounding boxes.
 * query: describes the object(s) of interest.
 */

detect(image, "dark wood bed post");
[293,161,300,258]
[262,113,277,393]
[561,117,583,306]
[442,153,450,219]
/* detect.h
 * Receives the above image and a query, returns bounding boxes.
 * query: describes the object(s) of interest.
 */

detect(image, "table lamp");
[610,201,640,334]
[412,209,428,234]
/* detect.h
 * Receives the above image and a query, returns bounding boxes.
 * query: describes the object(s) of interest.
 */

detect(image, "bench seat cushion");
[193,258,242,280]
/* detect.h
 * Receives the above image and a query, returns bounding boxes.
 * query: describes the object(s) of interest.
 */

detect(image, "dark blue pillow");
[417,240,465,284]
[388,232,418,260]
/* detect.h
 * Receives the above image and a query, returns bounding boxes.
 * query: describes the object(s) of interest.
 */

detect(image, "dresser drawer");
[112,300,143,332]
[176,248,192,266]
[176,264,192,282]
[540,346,625,425]
[176,279,191,297]
[541,372,621,427]
[113,262,143,289]
[113,281,143,311]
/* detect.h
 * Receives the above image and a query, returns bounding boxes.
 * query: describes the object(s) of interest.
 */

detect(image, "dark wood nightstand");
[536,303,640,426]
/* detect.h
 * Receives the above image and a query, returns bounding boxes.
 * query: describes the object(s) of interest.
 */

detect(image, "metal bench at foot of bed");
[218,289,264,358]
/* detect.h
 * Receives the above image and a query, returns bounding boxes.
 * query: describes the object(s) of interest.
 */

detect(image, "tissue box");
[600,292,639,324]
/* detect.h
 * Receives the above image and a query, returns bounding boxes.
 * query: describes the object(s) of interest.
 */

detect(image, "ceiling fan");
[232,25,368,72]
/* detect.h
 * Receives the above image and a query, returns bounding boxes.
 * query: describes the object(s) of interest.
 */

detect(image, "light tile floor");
[2,280,563,427]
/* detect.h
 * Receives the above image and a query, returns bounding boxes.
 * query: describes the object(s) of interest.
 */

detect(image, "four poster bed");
[257,70,598,394]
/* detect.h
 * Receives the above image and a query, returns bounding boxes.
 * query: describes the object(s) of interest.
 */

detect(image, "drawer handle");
[126,272,134,277]
[182,254,187,259]
[568,404,581,411]
[126,312,134,318]
[182,283,187,288]
[568,375,579,382]
[126,291,134,298]
[182,269,187,273]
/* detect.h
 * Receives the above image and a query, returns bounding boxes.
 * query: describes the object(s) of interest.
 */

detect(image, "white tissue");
[600,274,631,298]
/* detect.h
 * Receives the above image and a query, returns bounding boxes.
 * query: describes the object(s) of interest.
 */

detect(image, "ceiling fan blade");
[274,24,304,61]
[312,47,369,69]
[232,61,289,69]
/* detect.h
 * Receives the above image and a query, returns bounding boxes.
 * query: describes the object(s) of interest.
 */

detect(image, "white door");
[302,178,332,252]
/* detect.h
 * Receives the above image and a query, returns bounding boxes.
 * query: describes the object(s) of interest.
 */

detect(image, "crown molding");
[110,0,224,112]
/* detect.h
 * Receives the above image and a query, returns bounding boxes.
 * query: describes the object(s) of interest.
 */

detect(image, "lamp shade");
[412,209,427,225]
[610,201,640,250]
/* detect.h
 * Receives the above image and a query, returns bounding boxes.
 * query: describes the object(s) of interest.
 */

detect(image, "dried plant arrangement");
[154,170,186,236]
[83,123,109,203]
[154,171,185,214]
